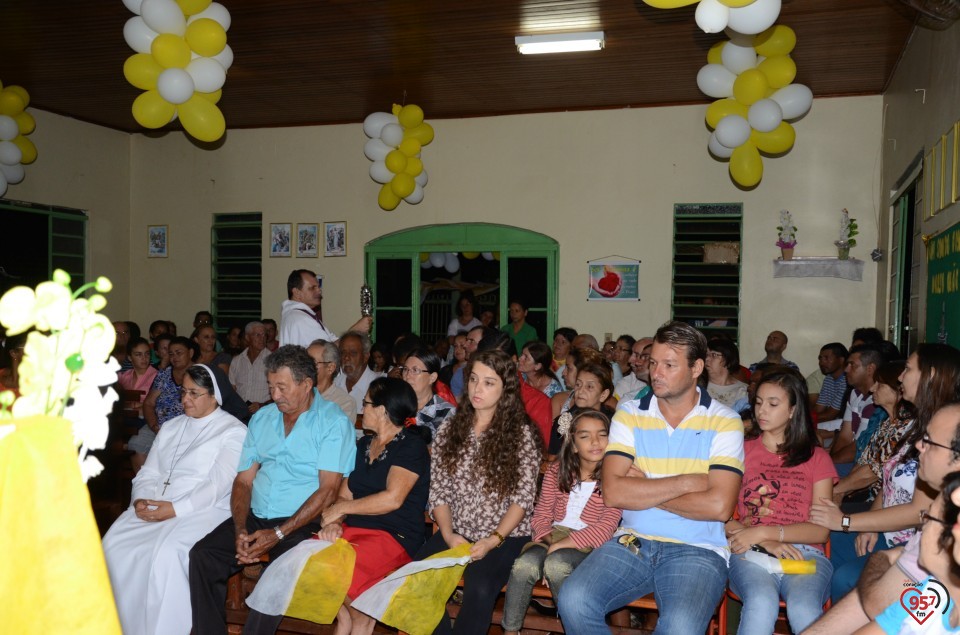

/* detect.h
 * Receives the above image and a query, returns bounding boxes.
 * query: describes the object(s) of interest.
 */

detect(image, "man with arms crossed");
[189,346,355,634]
[558,321,744,634]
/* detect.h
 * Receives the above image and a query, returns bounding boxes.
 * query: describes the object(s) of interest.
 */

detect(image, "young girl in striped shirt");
[501,409,622,634]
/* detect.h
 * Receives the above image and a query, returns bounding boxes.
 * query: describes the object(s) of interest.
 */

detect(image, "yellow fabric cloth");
[0,416,121,634]
[286,538,355,623]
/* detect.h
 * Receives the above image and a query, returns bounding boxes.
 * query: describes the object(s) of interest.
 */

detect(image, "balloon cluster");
[363,104,435,211]
[0,82,37,197]
[697,25,811,187]
[419,251,498,273]
[122,0,232,142]
[644,0,782,34]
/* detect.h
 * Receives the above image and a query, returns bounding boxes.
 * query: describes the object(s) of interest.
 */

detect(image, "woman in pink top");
[118,338,158,420]
[502,409,622,634]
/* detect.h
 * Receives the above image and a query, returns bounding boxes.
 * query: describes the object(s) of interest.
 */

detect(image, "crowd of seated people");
[40,297,959,635]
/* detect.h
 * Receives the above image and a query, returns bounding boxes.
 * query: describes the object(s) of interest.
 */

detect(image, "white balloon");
[157,68,195,105]
[747,98,783,132]
[0,141,23,166]
[362,112,396,139]
[720,41,757,75]
[0,162,24,184]
[727,0,781,35]
[369,161,393,184]
[404,184,424,205]
[481,252,494,261]
[0,115,18,142]
[211,44,234,71]
[187,2,231,30]
[695,0,729,34]
[715,115,751,148]
[364,138,391,162]
[421,259,432,270]
[186,57,226,92]
[771,84,813,120]
[708,132,734,159]
[414,169,428,188]
[141,0,186,36]
[429,252,446,268]
[124,16,159,54]
[122,0,143,15]
[696,64,736,99]
[380,123,404,148]
[444,253,460,273]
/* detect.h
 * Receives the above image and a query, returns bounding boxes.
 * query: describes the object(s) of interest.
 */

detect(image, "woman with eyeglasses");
[134,336,196,472]
[705,337,749,415]
[811,343,960,600]
[402,346,456,440]
[102,364,247,635]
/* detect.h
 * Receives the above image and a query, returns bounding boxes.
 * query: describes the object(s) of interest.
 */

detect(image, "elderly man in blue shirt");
[189,345,355,635]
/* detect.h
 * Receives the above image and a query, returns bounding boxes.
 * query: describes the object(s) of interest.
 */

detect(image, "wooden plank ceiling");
[0,0,918,133]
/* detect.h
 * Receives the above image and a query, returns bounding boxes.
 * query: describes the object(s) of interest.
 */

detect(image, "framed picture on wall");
[296,223,319,257]
[270,223,292,257]
[324,221,347,257]
[148,225,168,258]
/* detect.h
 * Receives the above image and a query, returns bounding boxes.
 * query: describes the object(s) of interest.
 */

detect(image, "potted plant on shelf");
[776,209,797,260]
[834,208,858,260]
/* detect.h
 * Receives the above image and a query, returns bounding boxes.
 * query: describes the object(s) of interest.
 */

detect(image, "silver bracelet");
[274,525,285,541]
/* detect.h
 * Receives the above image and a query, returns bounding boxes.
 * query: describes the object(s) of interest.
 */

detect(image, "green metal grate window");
[211,213,262,332]
[0,200,86,296]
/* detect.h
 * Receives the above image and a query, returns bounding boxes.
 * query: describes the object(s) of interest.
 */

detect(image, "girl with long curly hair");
[416,349,542,634]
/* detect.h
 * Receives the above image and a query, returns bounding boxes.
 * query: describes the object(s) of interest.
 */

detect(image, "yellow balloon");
[132,90,176,129]
[403,157,423,177]
[378,183,401,211]
[754,25,797,58]
[176,0,212,15]
[391,103,403,117]
[185,18,227,57]
[13,135,37,164]
[196,89,222,104]
[398,138,421,157]
[390,173,416,198]
[4,85,30,109]
[717,0,757,6]
[729,142,763,188]
[124,53,163,91]
[758,55,796,89]
[707,42,725,65]
[178,95,226,142]
[642,0,699,7]
[751,122,796,154]
[385,149,408,174]
[705,98,748,129]
[398,104,424,129]
[733,69,768,106]
[462,252,480,260]
[419,252,430,262]
[151,34,192,69]
[14,111,35,135]
[404,122,434,145]
[493,252,501,261]
[0,90,26,117]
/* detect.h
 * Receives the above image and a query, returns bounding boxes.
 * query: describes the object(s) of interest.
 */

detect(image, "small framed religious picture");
[147,225,168,258]
[324,221,347,257]
[270,223,292,257]
[296,223,319,258]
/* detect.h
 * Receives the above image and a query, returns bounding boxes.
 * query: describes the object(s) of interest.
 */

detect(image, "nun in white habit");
[102,363,247,635]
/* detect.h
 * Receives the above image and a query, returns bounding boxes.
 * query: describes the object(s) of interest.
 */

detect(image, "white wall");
[3,111,132,315]
[125,96,882,373]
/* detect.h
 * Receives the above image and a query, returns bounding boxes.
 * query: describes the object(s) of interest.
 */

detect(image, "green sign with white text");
[926,222,960,347]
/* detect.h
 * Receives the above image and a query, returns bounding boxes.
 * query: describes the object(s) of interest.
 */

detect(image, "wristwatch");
[274,525,285,541]
[841,515,851,533]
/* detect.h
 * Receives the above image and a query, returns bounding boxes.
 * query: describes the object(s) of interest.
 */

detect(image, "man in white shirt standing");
[334,331,384,415]
[228,321,272,415]
[278,269,371,347]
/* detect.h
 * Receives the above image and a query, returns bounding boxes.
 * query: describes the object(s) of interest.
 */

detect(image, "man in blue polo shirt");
[189,345,355,634]
[558,321,744,634]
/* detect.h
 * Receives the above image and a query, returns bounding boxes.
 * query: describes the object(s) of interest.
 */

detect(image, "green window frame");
[0,200,86,293]
[364,223,559,344]
[211,212,262,332]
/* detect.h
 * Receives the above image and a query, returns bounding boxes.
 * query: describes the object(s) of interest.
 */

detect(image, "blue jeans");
[728,544,832,635]
[557,537,728,635]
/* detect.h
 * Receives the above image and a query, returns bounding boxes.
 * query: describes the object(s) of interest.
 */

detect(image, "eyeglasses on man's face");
[921,433,954,452]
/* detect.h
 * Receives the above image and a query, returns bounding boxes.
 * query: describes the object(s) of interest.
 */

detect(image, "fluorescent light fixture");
[515,31,605,55]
